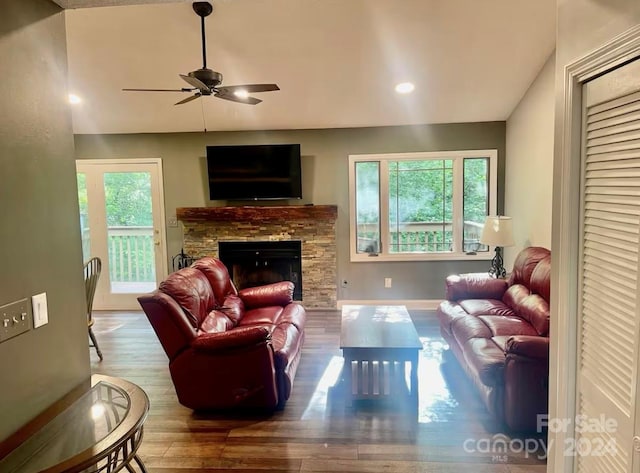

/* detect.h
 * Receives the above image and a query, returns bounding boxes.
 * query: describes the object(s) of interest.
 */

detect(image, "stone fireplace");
[177,205,338,308]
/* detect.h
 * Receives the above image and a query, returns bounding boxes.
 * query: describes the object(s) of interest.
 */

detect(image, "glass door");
[76,159,167,310]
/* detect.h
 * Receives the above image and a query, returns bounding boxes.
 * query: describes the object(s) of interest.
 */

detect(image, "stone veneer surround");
[177,206,338,308]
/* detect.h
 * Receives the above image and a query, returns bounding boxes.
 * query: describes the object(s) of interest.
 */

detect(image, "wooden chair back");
[83,257,102,327]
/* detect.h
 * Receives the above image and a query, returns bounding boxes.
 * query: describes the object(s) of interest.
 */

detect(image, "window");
[349,150,497,262]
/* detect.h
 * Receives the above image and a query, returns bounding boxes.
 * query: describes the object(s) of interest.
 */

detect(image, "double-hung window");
[349,150,498,262]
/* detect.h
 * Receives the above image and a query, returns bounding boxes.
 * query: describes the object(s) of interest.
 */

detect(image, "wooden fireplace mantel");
[177,205,338,222]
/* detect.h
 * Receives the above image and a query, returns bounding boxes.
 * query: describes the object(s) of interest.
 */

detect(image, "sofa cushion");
[220,295,245,326]
[452,316,493,346]
[199,310,235,334]
[477,315,538,337]
[160,267,215,328]
[274,303,306,331]
[459,299,515,317]
[530,255,551,303]
[239,307,285,327]
[192,257,238,301]
[462,338,505,387]
[437,301,470,337]
[503,283,550,336]
[508,247,551,288]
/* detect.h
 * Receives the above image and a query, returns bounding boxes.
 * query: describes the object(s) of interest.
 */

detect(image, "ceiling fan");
[123,1,279,106]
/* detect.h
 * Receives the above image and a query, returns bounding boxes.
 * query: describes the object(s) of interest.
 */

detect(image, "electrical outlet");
[32,292,48,328]
[167,216,178,228]
[384,277,392,288]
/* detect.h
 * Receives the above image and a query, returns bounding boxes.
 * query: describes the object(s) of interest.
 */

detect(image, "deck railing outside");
[107,226,155,283]
[357,221,487,253]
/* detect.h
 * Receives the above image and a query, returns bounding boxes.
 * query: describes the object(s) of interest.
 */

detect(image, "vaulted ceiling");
[57,0,556,134]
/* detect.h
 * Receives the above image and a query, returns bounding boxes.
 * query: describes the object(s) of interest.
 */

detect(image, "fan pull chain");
[200,98,207,132]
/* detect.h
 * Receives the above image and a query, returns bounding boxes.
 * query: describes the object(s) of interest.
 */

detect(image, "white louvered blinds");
[577,66,640,473]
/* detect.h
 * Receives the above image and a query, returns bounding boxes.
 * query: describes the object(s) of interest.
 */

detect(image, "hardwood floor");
[90,309,547,473]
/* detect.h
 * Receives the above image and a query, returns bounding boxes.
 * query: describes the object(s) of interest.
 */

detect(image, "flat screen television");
[206,144,302,200]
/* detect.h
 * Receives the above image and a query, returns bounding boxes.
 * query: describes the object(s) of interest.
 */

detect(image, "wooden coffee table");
[339,305,422,416]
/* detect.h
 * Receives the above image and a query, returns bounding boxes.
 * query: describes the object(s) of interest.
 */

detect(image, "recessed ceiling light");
[234,89,249,98]
[395,82,415,94]
[68,93,82,104]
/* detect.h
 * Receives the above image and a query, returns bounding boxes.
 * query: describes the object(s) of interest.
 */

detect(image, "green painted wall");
[75,121,505,301]
[0,0,89,441]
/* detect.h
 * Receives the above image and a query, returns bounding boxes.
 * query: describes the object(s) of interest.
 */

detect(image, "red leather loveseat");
[138,257,306,410]
[437,247,550,431]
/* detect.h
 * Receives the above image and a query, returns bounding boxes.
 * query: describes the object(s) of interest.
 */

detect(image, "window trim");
[348,149,498,262]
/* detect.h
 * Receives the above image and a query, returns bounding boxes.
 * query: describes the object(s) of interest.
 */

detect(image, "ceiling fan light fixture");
[68,93,82,104]
[395,82,415,94]
[234,89,249,98]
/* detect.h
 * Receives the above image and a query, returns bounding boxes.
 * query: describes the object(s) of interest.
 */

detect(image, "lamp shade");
[480,216,514,247]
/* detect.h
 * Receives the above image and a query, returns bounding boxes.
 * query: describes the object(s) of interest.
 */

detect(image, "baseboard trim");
[337,299,442,310]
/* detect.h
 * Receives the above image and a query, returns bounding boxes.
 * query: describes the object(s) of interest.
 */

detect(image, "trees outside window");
[349,150,497,262]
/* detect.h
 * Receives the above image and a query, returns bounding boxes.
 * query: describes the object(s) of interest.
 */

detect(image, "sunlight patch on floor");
[417,336,460,423]
[301,356,344,420]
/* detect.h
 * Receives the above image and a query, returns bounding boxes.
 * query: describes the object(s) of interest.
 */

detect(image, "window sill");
[350,252,493,263]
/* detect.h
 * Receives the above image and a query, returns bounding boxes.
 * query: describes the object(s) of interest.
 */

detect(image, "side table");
[0,375,149,473]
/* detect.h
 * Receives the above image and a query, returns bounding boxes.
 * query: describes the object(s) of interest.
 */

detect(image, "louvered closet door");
[578,59,640,473]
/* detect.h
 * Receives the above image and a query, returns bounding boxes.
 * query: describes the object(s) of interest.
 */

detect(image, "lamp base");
[489,246,507,279]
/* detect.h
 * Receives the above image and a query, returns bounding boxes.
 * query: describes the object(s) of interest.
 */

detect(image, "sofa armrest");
[239,281,294,309]
[191,326,271,354]
[505,335,549,361]
[445,273,508,301]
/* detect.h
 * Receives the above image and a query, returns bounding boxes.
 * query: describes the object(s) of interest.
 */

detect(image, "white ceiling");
[60,0,556,135]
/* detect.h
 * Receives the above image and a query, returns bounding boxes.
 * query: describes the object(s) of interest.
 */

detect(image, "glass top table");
[0,375,149,473]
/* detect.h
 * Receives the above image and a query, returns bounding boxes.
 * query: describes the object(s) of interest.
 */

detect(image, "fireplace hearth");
[219,240,302,300]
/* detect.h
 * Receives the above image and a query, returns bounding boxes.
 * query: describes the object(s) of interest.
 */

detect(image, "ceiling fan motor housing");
[192,2,213,18]
[190,68,222,89]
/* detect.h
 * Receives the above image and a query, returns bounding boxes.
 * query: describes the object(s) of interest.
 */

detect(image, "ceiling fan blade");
[214,91,262,105]
[175,93,202,105]
[217,84,280,94]
[180,74,209,91]
[123,88,195,92]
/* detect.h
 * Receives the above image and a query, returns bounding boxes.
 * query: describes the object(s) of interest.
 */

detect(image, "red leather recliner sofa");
[436,246,550,431]
[138,257,306,410]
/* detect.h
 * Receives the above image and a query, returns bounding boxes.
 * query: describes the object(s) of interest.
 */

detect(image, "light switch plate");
[32,292,48,328]
[0,298,32,343]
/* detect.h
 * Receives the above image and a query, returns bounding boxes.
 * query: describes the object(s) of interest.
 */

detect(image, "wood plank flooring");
[90,309,547,472]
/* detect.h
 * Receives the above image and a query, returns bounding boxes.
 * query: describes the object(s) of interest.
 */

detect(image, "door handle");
[633,435,640,452]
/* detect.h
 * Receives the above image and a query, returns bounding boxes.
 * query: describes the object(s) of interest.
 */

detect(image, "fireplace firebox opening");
[218,241,302,300]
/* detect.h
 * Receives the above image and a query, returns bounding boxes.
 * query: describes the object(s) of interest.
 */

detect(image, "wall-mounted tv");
[206,144,302,200]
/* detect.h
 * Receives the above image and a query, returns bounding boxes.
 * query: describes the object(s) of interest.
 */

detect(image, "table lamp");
[479,216,514,278]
